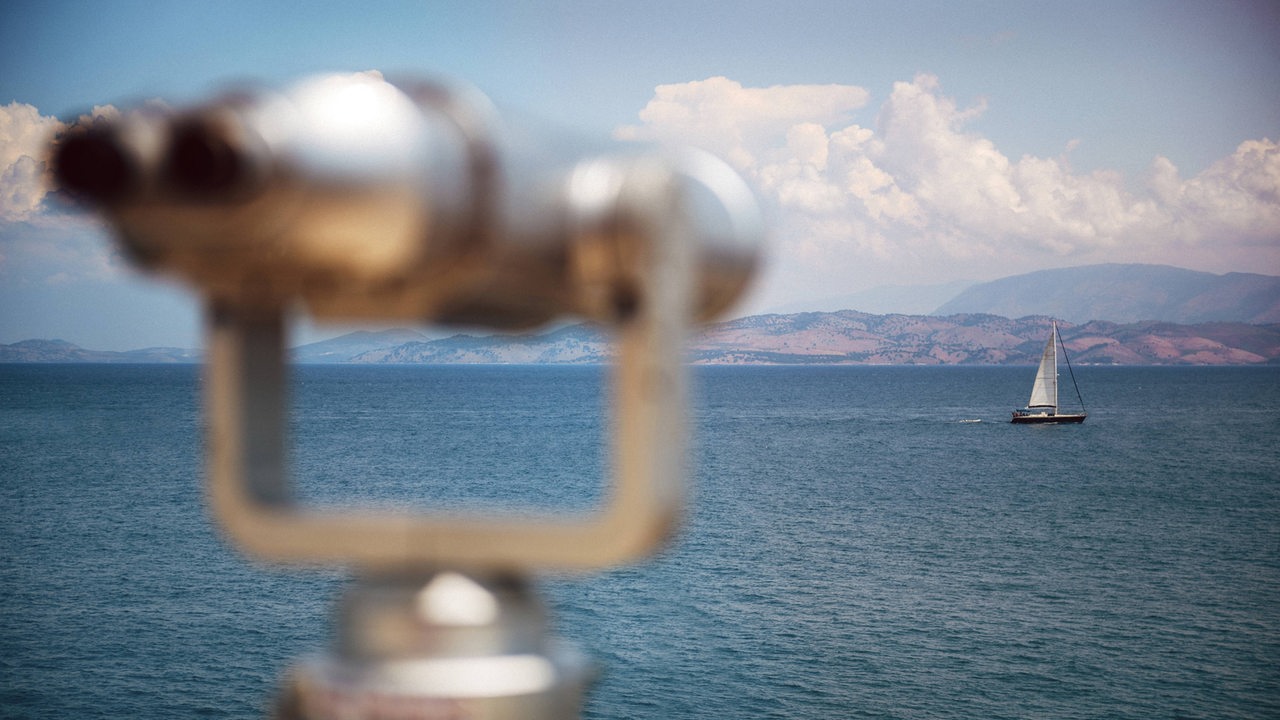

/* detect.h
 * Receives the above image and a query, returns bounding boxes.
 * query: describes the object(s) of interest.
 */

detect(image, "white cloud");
[0,102,66,221]
[5,78,1279,324]
[0,102,132,287]
[619,74,1280,311]
[0,102,132,222]
[616,76,871,172]
[1150,139,1280,245]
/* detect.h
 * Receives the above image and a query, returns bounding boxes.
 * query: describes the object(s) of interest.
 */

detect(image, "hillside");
[291,328,432,362]
[0,339,199,363]
[692,313,1279,365]
[933,264,1280,324]
[346,325,611,364]
[6,313,1279,366]
[304,313,1280,365]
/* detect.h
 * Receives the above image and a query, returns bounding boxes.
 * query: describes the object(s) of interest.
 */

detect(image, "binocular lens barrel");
[53,129,137,202]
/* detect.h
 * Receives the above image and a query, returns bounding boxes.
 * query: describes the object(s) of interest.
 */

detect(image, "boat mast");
[1058,321,1087,414]
[1049,321,1060,411]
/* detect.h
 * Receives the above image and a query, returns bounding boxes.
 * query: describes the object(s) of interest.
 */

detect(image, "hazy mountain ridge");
[7,264,1280,365]
[933,264,1280,324]
[347,326,612,364]
[290,328,433,363]
[6,315,1278,365]
[0,339,200,363]
[695,312,1279,365]
[296,313,1280,365]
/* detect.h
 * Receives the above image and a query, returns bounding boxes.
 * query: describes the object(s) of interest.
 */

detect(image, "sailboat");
[1011,321,1087,424]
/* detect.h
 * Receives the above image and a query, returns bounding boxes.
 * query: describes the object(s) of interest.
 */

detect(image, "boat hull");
[1011,412,1087,424]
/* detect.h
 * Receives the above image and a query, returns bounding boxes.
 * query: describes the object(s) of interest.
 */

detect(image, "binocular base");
[273,571,591,720]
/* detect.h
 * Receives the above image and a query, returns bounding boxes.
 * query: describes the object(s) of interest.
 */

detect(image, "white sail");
[1027,323,1058,409]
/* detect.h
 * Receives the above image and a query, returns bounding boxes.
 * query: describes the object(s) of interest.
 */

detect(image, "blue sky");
[2,0,1278,349]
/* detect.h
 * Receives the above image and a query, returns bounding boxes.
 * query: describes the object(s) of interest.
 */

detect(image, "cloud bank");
[3,76,1277,318]
[1,102,67,222]
[619,75,1280,311]
[0,102,131,286]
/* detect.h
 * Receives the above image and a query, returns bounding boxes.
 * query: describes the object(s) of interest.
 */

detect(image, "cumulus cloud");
[0,101,131,222]
[1150,139,1280,243]
[0,102,66,221]
[620,74,1280,310]
[0,102,132,285]
[617,76,870,171]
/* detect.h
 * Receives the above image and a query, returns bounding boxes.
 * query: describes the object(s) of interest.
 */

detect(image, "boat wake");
[958,419,983,424]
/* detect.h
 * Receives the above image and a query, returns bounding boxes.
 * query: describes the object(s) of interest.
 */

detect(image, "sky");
[2,0,1278,350]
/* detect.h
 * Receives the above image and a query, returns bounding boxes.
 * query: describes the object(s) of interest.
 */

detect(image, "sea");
[2,363,1278,719]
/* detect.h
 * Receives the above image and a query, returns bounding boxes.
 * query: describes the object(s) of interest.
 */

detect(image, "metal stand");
[201,164,698,719]
[53,73,762,719]
[275,571,590,720]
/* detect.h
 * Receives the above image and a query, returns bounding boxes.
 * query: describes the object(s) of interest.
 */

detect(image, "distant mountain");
[291,328,432,363]
[933,264,1280,324]
[690,312,1278,365]
[6,311,1279,366]
[0,339,200,363]
[348,325,612,364]
[1064,319,1280,365]
[302,313,1280,366]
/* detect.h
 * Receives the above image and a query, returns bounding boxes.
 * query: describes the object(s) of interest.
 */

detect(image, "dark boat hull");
[1011,412,1087,424]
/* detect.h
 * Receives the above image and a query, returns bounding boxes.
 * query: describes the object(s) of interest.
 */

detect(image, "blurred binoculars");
[52,72,763,572]
[52,72,759,331]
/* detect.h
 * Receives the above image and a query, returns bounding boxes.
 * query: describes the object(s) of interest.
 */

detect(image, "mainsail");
[1027,323,1059,409]
[1012,320,1086,424]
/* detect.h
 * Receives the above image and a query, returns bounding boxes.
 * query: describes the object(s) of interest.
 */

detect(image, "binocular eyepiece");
[52,74,761,330]
[57,117,257,206]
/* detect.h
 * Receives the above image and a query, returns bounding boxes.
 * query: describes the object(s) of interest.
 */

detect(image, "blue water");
[2,364,1278,718]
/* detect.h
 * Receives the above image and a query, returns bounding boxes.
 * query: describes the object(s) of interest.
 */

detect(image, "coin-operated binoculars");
[52,72,761,718]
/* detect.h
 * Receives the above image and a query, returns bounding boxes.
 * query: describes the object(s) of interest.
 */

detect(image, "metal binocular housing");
[52,72,762,719]
[52,71,763,572]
